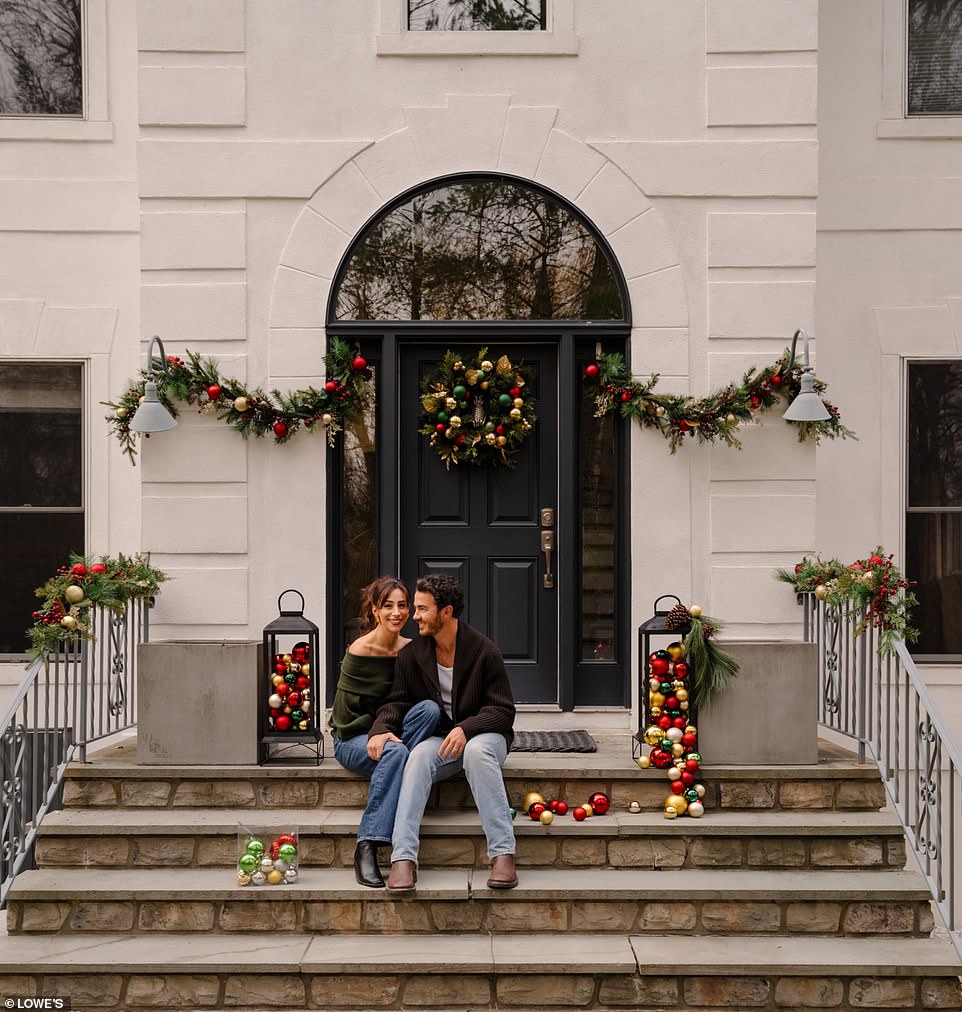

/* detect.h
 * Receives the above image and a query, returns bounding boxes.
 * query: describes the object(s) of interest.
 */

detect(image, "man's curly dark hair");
[416,574,465,618]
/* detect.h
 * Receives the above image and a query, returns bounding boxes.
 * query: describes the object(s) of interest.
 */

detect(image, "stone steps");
[33,807,908,871]
[6,866,937,937]
[0,932,957,1010]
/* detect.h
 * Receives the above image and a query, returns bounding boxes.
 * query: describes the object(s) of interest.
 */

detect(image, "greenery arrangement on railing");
[776,548,918,653]
[28,554,168,658]
[588,350,855,453]
[104,338,372,464]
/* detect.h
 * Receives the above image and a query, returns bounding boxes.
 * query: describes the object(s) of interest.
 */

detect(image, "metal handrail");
[0,600,149,906]
[801,593,961,959]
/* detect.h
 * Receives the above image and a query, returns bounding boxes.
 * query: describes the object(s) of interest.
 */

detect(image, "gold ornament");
[271,675,284,687]
[486,433,497,444]
[523,791,545,812]
[671,743,685,757]
[509,408,521,420]
[685,725,697,735]
[282,654,292,664]
[445,397,457,410]
[321,413,333,425]
[539,810,554,826]
[675,688,689,702]
[688,605,702,618]
[300,662,310,676]
[627,800,642,813]
[115,407,128,419]
[453,360,464,371]
[582,803,593,817]
[60,615,78,630]
[65,585,84,604]
[671,796,689,815]
[643,725,663,746]
[725,413,738,426]
[465,369,479,386]
[288,662,301,674]
[814,585,829,601]
[237,872,252,886]
[649,705,662,717]
[480,381,490,391]
[497,435,507,446]
[513,397,524,409]
[480,360,494,372]
[266,869,284,885]
[422,396,438,413]
[138,395,145,405]
[449,416,461,428]
[680,701,690,711]
[496,355,513,376]
[649,692,666,708]
[664,806,678,820]
[655,405,666,417]
[233,396,249,412]
[667,642,685,660]
[635,755,651,769]
[298,720,309,730]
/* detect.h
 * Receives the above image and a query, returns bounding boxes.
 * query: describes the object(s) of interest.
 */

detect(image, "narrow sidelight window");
[908,0,962,115]
[408,0,545,31]
[906,361,962,656]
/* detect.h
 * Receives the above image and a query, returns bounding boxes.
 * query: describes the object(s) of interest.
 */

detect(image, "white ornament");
[667,767,682,781]
[268,693,283,709]
[251,871,266,885]
[695,784,706,798]
[260,857,273,873]
[666,727,683,743]
[687,801,705,818]
[284,867,298,884]
[273,859,288,872]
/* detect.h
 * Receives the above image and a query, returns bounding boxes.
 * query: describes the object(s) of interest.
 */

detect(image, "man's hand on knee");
[438,726,467,760]
[368,732,402,760]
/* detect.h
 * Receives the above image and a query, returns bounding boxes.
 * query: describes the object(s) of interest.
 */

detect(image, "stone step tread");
[0,932,957,976]
[7,866,934,901]
[37,806,906,836]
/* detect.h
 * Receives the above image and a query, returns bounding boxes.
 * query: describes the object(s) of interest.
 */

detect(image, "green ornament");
[688,752,702,763]
[437,411,447,422]
[684,788,699,803]
[453,385,466,400]
[284,672,297,686]
[498,393,512,408]
[278,843,297,861]
[238,853,258,874]
[659,738,673,751]
[509,807,516,820]
[245,838,265,858]
[484,421,496,433]
[290,709,305,723]
[653,650,670,661]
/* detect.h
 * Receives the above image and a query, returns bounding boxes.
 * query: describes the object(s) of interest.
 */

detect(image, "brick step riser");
[62,776,888,814]
[0,969,958,1010]
[6,895,936,937]
[35,833,908,872]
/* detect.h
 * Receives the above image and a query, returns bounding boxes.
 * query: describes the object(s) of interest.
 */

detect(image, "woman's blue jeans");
[332,700,441,845]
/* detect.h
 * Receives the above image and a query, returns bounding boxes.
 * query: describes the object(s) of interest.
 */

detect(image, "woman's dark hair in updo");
[358,576,411,632]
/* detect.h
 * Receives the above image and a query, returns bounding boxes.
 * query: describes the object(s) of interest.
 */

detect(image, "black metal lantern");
[260,589,323,765]
[633,595,693,763]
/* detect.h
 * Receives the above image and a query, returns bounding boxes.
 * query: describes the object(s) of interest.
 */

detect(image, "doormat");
[510,730,597,753]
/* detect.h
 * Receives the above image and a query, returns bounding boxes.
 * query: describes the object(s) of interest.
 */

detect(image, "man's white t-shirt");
[437,663,454,718]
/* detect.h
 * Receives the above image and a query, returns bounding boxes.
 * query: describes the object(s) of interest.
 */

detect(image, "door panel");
[399,342,558,703]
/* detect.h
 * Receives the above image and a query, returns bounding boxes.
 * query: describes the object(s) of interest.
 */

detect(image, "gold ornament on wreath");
[419,348,536,469]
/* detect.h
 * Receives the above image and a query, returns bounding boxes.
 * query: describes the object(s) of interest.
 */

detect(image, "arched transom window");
[332,176,625,322]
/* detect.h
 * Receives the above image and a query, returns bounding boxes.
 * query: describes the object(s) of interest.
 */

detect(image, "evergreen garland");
[683,613,739,710]
[104,338,372,464]
[590,349,855,452]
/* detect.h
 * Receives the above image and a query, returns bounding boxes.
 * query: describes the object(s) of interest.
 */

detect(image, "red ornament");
[685,759,699,773]
[584,363,600,380]
[353,356,367,371]
[649,657,670,677]
[496,425,505,435]
[771,374,782,387]
[287,692,301,707]
[269,708,281,718]
[650,750,673,769]
[207,384,222,400]
[620,391,631,402]
[678,419,690,431]
[673,661,688,678]
[572,806,587,821]
[274,715,293,731]
[588,792,609,815]
[657,715,672,730]
[292,648,307,663]
[548,800,559,812]
[273,421,288,438]
[529,802,546,820]
[295,676,310,690]
[682,732,697,747]
[555,801,568,816]
[681,771,695,786]
[672,717,687,729]
[325,381,337,392]
[750,395,761,409]
[509,387,521,398]
[670,781,685,795]
[456,434,466,445]
[436,423,446,433]
[276,683,291,697]
[664,696,678,710]
[88,563,107,575]
[70,563,87,577]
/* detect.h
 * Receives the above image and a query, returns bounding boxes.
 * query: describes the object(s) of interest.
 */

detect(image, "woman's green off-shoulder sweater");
[329,651,396,741]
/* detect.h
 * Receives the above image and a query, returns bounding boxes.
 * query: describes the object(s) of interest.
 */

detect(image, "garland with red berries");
[418,348,536,469]
[105,338,372,464]
[587,350,855,452]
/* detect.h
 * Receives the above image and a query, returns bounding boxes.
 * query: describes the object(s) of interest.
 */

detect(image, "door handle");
[540,530,555,589]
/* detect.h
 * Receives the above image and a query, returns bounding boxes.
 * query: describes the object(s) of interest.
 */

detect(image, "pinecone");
[663,602,690,631]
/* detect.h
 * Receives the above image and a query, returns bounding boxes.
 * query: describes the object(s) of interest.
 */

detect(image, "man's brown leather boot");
[386,859,417,892]
[486,853,518,889]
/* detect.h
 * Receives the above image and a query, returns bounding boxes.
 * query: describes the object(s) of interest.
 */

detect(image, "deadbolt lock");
[540,507,555,527]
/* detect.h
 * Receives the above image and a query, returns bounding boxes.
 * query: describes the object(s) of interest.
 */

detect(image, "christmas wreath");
[418,348,536,469]
[588,350,855,453]
[28,553,167,659]
[105,338,372,464]
[776,547,918,653]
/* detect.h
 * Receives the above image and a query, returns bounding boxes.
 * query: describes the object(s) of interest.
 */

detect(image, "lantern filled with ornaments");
[236,827,299,886]
[260,590,323,765]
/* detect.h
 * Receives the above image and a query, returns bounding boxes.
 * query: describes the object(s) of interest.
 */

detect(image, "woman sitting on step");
[329,576,441,888]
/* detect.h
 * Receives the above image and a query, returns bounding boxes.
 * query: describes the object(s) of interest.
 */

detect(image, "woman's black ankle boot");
[354,840,386,888]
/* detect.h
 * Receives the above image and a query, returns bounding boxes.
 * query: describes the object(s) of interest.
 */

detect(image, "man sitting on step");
[367,573,518,891]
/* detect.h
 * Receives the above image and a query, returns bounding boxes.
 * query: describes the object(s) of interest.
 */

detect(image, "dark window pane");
[0,512,84,653]
[334,178,624,322]
[580,379,616,661]
[908,0,962,115]
[342,368,377,645]
[0,0,82,116]
[0,363,83,507]
[409,0,545,31]
[907,362,962,508]
[906,512,962,654]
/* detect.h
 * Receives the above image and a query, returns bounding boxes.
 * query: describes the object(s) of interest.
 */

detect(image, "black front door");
[398,342,559,703]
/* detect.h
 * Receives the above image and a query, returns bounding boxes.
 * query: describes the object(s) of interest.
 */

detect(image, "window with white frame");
[0,363,84,655]
[408,0,545,31]
[906,361,962,656]
[0,0,83,117]
[907,0,962,115]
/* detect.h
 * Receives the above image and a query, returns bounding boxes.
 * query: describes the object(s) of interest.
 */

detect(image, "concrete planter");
[138,641,260,765]
[697,641,818,765]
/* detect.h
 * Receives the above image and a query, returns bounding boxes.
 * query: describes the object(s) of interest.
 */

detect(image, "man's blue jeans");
[332,700,441,844]
[392,732,514,863]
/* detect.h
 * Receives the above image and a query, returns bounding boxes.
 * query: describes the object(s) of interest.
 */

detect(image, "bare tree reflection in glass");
[908,0,962,115]
[409,0,544,31]
[0,0,82,115]
[335,179,623,322]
